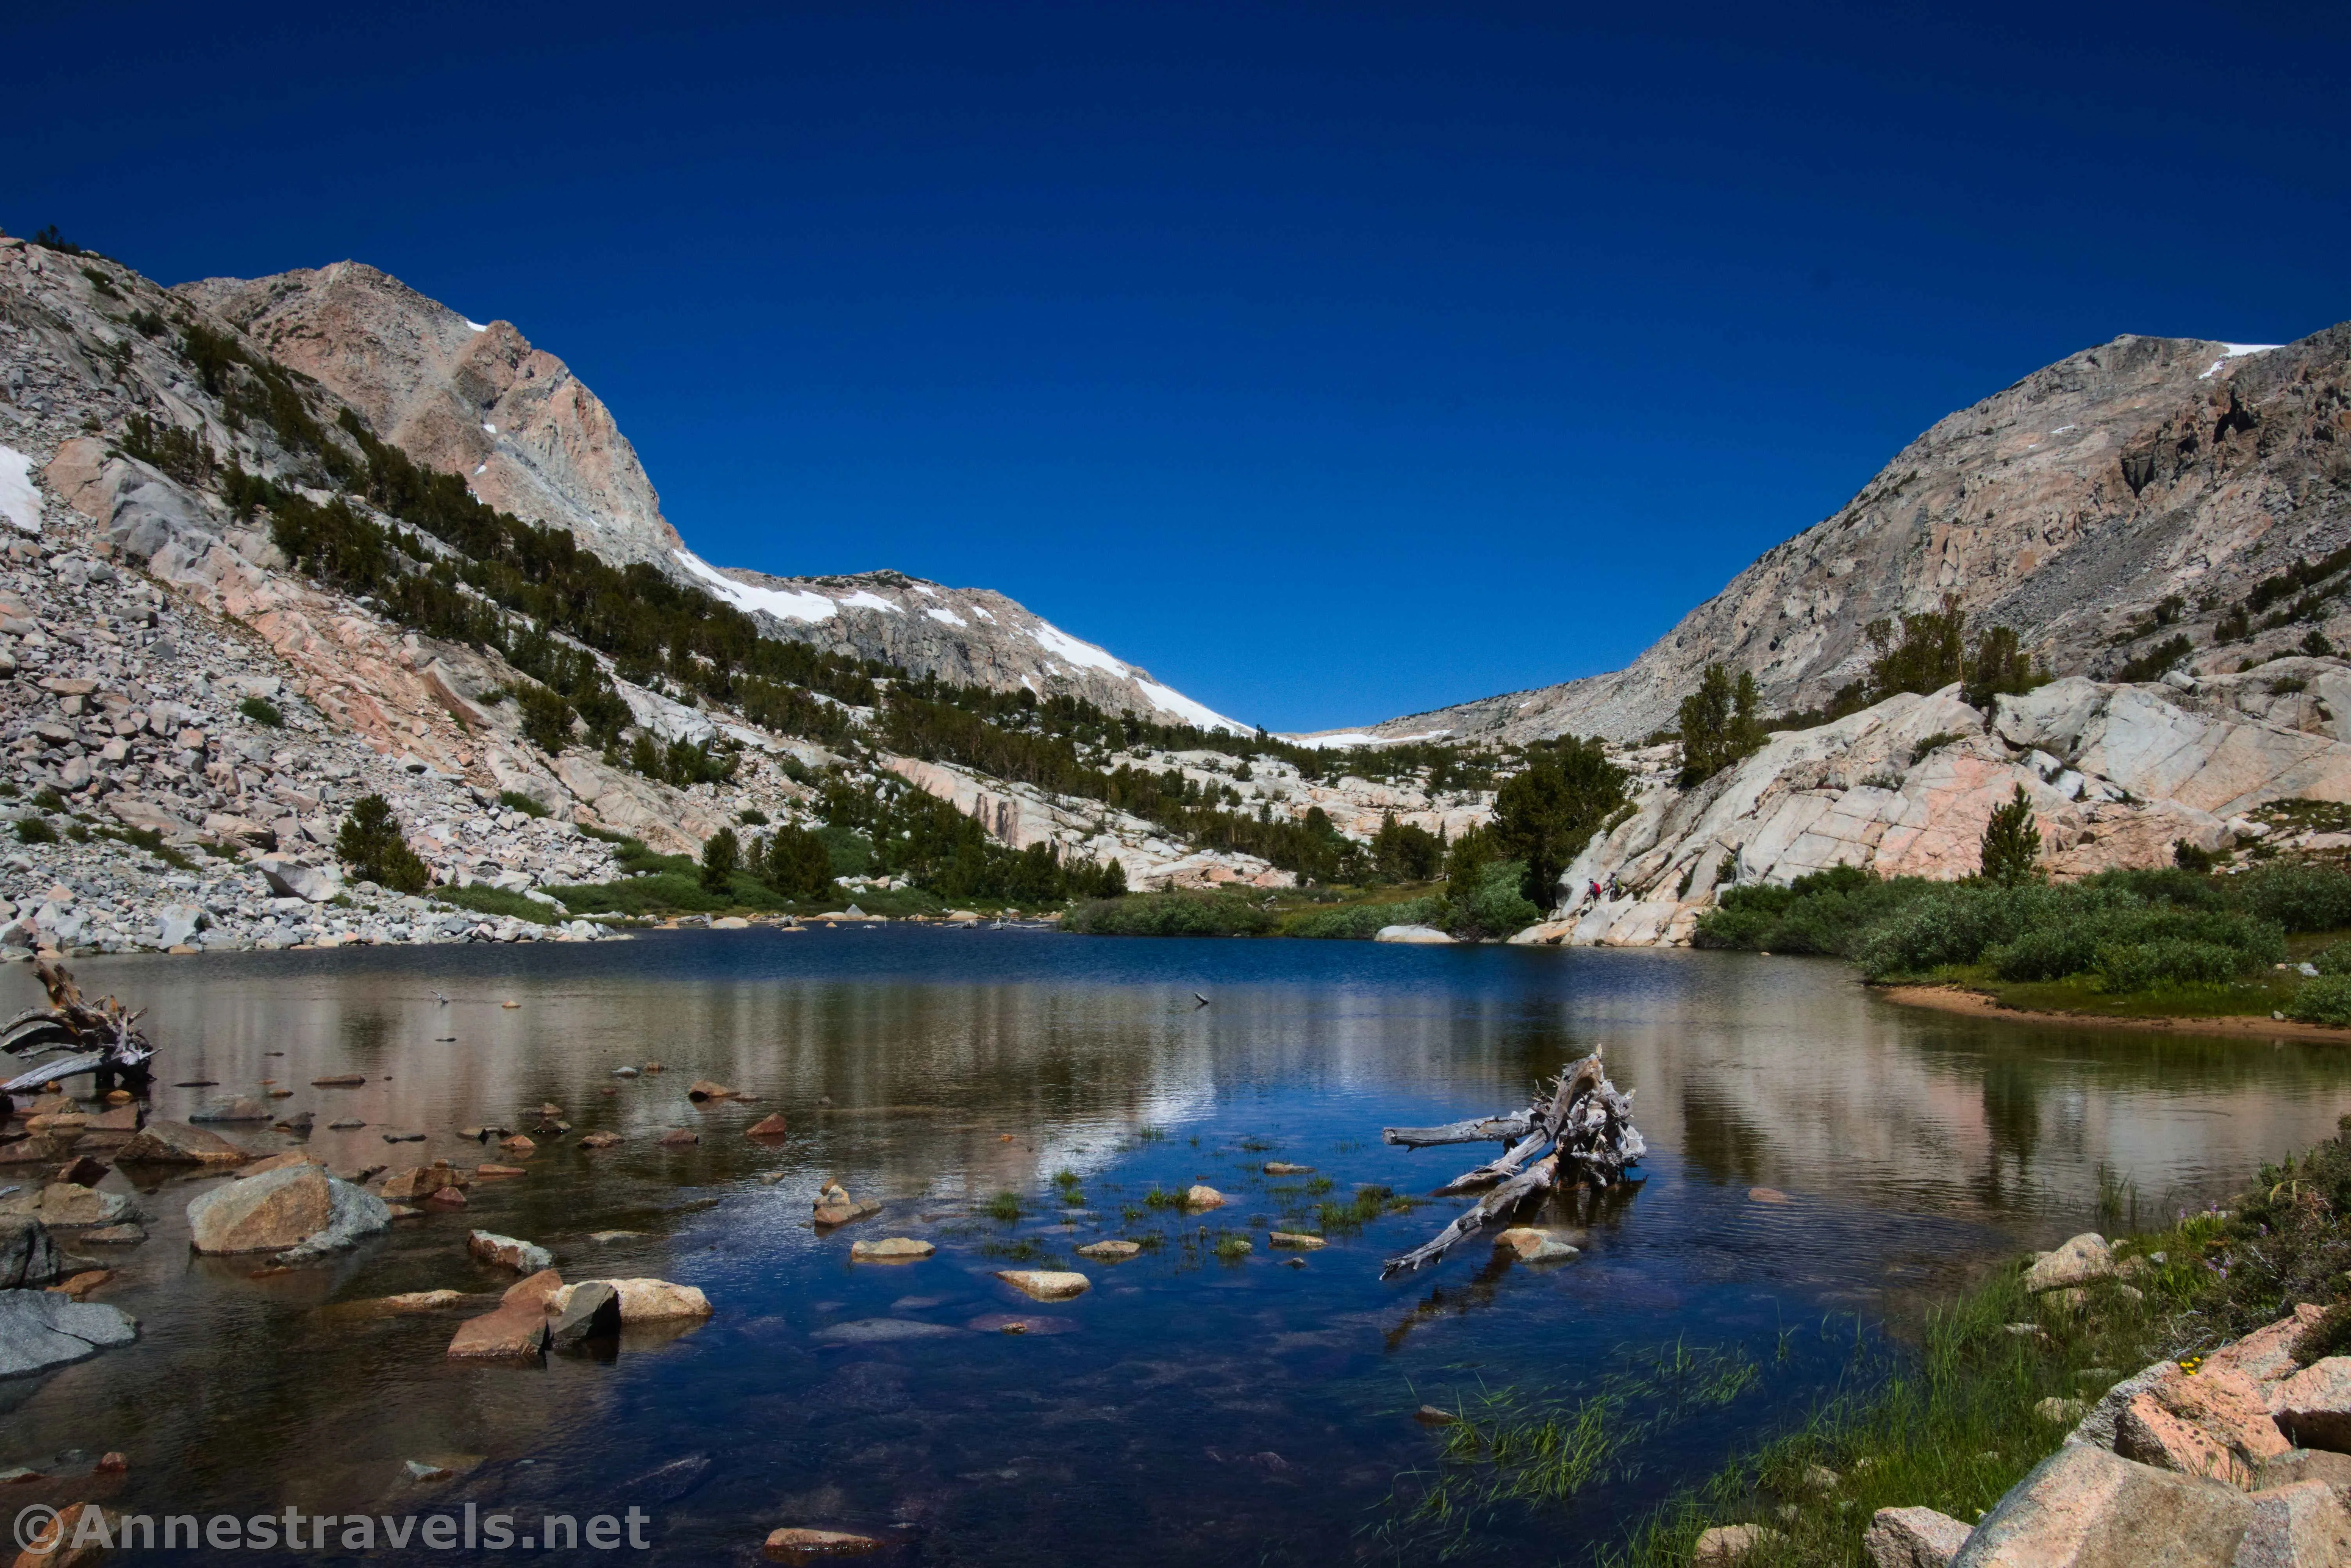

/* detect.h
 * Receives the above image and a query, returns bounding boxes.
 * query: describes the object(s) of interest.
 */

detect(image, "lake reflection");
[1,931,2344,1563]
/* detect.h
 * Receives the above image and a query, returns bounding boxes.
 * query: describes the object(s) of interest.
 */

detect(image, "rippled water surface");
[5,930,2349,1563]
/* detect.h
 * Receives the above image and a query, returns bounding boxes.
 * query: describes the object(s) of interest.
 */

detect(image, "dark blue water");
[6,929,2349,1564]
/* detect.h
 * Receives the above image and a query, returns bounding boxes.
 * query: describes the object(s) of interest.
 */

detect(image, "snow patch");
[463,319,488,333]
[923,605,968,628]
[482,423,497,435]
[671,550,837,623]
[0,447,40,537]
[912,584,938,597]
[971,606,995,621]
[1281,729,1451,749]
[1134,678,1249,735]
[1031,621,1129,674]
[838,590,900,614]
[2200,342,2283,379]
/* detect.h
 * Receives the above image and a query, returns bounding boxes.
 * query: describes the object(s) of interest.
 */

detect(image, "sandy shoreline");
[1879,983,2351,1044]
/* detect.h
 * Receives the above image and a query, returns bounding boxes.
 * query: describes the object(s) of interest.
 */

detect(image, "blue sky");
[15,2,2350,731]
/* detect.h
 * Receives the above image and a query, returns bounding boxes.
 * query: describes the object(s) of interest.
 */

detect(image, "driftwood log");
[0,958,156,1102]
[1378,1048,1644,1278]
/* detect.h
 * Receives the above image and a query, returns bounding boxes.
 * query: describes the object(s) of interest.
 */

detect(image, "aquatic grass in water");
[982,1190,1025,1222]
[1594,1240,2216,1568]
[1386,1341,1766,1556]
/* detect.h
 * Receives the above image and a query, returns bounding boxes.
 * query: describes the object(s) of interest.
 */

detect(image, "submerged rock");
[0,1183,134,1229]
[1268,1232,1326,1251]
[0,1288,136,1377]
[0,1218,62,1287]
[116,1121,249,1165]
[848,1237,934,1263]
[1075,1239,1142,1261]
[764,1527,881,1562]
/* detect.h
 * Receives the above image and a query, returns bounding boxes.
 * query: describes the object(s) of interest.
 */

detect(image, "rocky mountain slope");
[180,261,1247,732]
[1359,324,2351,746]
[0,229,1399,954]
[177,263,682,570]
[1520,662,2351,947]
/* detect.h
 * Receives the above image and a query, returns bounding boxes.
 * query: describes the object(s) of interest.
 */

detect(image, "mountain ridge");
[1341,323,2351,745]
[175,261,1250,732]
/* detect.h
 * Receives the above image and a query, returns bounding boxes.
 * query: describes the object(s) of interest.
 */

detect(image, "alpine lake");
[2,927,2347,1564]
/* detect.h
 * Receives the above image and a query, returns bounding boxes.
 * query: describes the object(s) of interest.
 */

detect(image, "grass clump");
[497,790,549,818]
[981,1191,1024,1223]
[14,818,57,845]
[1313,1183,1420,1234]
[237,695,284,727]
[435,884,564,925]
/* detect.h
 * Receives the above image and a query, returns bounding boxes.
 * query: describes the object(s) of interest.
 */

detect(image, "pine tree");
[700,827,741,893]
[1676,664,1765,787]
[1979,785,2043,886]
[335,794,430,894]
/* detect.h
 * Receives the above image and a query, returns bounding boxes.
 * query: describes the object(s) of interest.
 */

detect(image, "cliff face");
[174,263,683,568]
[1361,326,2351,745]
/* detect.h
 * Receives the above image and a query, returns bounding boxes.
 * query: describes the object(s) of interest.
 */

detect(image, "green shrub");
[737,808,770,826]
[1066,893,1274,937]
[335,794,431,893]
[2091,938,2251,992]
[1448,858,1541,940]
[1989,905,2281,983]
[2241,863,2351,933]
[497,790,548,818]
[1284,897,1444,940]
[237,696,283,728]
[14,818,57,845]
[2288,974,2351,1026]
[2313,942,2351,976]
[1691,864,1913,955]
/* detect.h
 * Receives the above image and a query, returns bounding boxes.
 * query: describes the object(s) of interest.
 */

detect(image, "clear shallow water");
[3,930,2349,1564]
